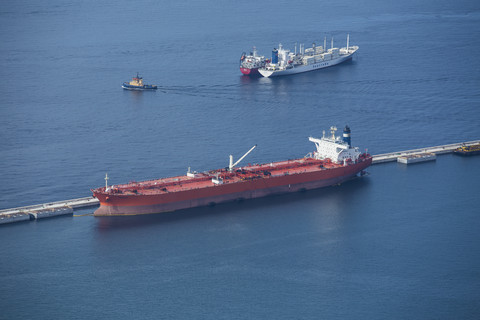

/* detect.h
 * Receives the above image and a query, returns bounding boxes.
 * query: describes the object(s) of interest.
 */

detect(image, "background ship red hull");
[94,158,371,216]
[240,67,259,75]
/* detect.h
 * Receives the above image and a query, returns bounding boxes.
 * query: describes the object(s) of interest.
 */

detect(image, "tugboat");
[122,73,157,90]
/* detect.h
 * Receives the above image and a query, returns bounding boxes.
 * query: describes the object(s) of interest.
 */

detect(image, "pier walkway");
[372,140,480,164]
[1,140,478,224]
[0,197,99,224]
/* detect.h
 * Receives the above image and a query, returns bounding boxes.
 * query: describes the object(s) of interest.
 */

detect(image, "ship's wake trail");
[156,83,237,93]
[153,81,279,104]
[154,83,248,101]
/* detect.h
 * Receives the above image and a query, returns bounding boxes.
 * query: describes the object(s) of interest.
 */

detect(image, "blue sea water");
[1,0,480,319]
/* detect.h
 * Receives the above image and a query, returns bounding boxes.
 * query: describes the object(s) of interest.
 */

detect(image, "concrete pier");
[28,206,74,220]
[397,153,436,165]
[0,212,30,224]
[372,140,480,164]
[0,197,99,225]
[1,140,478,225]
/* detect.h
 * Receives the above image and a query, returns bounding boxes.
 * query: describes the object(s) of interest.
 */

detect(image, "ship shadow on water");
[237,60,357,99]
[239,74,263,82]
[95,175,371,231]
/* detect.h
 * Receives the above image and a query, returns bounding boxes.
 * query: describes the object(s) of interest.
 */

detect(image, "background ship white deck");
[259,51,356,77]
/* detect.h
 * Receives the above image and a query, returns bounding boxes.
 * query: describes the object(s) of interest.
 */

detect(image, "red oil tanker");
[92,126,372,216]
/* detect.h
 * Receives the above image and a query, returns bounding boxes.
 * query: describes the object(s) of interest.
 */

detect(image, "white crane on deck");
[229,145,257,171]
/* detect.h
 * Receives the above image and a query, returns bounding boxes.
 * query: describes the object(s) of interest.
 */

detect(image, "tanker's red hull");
[93,156,372,216]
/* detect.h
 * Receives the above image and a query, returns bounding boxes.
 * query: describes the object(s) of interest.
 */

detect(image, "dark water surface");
[1,0,479,319]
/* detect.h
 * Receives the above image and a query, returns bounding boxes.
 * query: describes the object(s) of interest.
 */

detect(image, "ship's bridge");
[309,126,361,164]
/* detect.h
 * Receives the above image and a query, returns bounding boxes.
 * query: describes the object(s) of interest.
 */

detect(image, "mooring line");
[73,213,94,217]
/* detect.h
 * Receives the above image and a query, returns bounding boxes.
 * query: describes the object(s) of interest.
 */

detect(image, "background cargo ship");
[259,35,358,77]
[239,47,266,75]
[92,126,372,216]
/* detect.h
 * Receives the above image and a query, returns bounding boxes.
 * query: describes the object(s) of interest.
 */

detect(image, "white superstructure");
[240,47,266,70]
[259,35,358,78]
[308,126,361,164]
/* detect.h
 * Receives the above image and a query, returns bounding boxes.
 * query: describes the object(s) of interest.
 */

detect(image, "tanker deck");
[92,126,371,216]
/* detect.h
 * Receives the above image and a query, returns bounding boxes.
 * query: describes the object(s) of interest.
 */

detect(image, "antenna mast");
[330,126,337,139]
